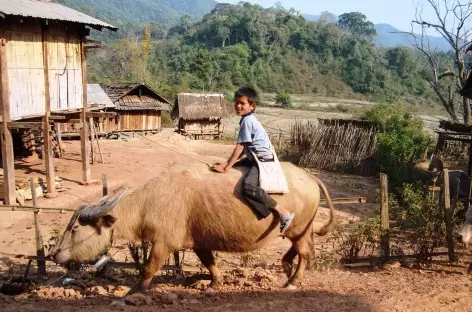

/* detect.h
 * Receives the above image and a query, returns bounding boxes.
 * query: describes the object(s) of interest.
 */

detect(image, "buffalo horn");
[79,185,129,221]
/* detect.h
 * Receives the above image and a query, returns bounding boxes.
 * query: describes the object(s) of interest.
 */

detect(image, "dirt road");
[0,129,471,312]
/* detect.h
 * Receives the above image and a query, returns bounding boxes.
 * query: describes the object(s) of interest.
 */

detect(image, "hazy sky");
[221,0,442,31]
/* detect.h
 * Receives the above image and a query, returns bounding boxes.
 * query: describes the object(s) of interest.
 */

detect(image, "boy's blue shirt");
[237,112,273,161]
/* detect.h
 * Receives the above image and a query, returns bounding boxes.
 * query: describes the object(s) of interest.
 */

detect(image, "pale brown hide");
[111,162,321,251]
[50,161,334,292]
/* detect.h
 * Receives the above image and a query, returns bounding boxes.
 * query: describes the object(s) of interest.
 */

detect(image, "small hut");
[103,83,171,134]
[173,93,224,140]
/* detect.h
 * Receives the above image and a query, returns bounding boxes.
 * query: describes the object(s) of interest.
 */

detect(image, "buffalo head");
[459,205,472,245]
[48,186,128,265]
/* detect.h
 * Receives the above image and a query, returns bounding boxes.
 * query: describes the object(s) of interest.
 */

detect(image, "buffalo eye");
[71,224,79,234]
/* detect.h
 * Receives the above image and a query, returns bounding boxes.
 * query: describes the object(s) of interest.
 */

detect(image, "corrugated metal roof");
[87,84,115,109]
[0,0,117,30]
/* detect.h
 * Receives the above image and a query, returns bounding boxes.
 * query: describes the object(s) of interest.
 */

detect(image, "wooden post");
[102,173,108,196]
[468,137,472,177]
[92,120,104,164]
[442,169,456,262]
[80,37,91,184]
[380,173,390,258]
[89,117,95,164]
[278,132,282,151]
[0,36,16,205]
[55,122,63,156]
[42,24,56,197]
[31,177,46,275]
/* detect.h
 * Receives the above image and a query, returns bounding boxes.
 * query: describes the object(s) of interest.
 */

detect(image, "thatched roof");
[104,83,171,112]
[174,93,224,121]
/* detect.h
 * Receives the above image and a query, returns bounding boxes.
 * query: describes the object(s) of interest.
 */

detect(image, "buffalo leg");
[287,238,313,287]
[282,246,297,279]
[194,249,223,289]
[129,244,171,294]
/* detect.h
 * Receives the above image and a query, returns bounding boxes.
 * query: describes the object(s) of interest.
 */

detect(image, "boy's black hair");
[235,86,258,105]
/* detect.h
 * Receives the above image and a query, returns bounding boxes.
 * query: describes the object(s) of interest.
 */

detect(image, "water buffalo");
[48,162,335,293]
[459,205,472,245]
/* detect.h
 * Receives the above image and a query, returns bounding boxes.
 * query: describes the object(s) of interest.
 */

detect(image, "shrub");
[312,86,319,94]
[331,217,381,263]
[361,104,432,185]
[389,183,447,262]
[275,91,293,108]
[335,104,349,113]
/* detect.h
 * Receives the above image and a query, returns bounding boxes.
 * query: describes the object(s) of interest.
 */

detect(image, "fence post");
[102,173,108,196]
[278,131,282,151]
[31,177,46,275]
[442,168,456,262]
[380,173,390,258]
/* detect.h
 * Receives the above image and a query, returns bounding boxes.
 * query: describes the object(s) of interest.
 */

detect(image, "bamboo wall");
[4,18,84,120]
[290,120,379,175]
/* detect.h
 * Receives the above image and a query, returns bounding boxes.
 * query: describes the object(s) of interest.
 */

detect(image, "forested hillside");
[56,0,217,25]
[87,3,444,107]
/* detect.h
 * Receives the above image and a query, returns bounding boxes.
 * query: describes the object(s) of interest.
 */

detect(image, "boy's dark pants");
[236,157,277,218]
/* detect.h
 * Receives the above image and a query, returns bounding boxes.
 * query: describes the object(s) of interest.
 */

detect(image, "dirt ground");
[1,128,471,312]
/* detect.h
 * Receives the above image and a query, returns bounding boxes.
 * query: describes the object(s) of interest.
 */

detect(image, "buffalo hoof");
[204,287,218,294]
[284,284,297,290]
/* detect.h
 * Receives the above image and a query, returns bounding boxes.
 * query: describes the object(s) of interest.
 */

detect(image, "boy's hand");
[211,164,228,173]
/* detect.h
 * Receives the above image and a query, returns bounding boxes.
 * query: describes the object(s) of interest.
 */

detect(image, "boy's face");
[234,96,255,116]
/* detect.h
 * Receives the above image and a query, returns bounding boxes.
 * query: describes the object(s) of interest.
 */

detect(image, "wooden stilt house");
[0,0,117,204]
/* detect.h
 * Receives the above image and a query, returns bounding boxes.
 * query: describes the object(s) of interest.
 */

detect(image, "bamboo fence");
[290,120,379,175]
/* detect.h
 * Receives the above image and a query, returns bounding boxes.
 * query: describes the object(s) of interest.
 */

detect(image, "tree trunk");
[464,97,472,125]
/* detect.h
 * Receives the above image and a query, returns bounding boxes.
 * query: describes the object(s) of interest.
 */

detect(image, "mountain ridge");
[57,0,451,51]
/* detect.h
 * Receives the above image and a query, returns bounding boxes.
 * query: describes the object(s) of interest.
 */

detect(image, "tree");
[386,47,418,78]
[402,0,472,124]
[320,11,337,24]
[140,24,152,82]
[338,12,376,41]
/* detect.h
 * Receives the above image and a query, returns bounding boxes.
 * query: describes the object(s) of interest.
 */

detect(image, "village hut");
[0,0,117,204]
[173,93,224,140]
[58,84,115,138]
[103,83,171,134]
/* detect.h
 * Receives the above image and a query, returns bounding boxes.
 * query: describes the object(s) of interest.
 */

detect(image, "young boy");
[212,87,295,233]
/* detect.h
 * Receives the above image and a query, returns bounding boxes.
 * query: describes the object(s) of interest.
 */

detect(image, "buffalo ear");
[101,215,117,228]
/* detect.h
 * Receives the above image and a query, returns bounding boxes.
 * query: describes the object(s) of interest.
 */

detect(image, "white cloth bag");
[249,143,289,194]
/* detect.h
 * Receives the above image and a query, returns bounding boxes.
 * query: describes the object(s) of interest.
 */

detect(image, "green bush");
[331,217,381,263]
[275,92,293,108]
[389,183,445,261]
[361,104,432,185]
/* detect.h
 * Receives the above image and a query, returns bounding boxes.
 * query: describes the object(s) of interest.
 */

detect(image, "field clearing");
[0,107,470,312]
[223,106,446,138]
